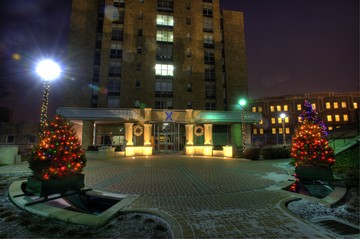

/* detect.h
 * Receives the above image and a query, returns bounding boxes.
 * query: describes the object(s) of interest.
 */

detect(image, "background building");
[60,0,255,154]
[249,92,360,146]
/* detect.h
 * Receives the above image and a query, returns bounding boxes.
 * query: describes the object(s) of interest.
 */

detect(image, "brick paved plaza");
[81,155,334,238]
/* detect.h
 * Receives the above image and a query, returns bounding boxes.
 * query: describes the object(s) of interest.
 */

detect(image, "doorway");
[153,123,184,153]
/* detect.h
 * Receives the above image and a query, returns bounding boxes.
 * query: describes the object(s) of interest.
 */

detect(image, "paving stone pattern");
[81,156,334,238]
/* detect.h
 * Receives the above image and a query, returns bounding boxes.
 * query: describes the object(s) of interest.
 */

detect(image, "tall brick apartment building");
[58,0,260,155]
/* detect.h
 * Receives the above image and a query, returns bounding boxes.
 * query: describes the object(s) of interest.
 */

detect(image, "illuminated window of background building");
[327,115,332,122]
[297,104,301,110]
[272,128,276,134]
[258,106,263,112]
[333,102,339,109]
[279,128,283,134]
[156,30,173,42]
[298,116,302,122]
[335,115,340,122]
[285,117,289,123]
[343,114,349,121]
[259,128,264,134]
[341,102,347,108]
[354,102,358,109]
[277,105,281,111]
[283,105,288,111]
[252,107,256,112]
[277,117,282,124]
[259,120,263,125]
[156,15,174,26]
[271,118,275,124]
[326,102,331,109]
[312,103,316,109]
[155,64,174,76]
[328,126,333,130]
[253,128,258,134]
[270,106,275,112]
[285,128,290,134]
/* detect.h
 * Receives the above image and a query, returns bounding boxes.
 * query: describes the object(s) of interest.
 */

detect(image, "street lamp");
[280,113,286,147]
[239,99,247,155]
[36,59,61,131]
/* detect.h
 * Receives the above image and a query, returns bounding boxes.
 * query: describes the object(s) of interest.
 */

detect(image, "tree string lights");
[291,100,335,168]
[29,115,86,180]
[39,81,50,131]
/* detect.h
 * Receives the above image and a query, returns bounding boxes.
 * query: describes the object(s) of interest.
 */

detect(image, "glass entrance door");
[154,123,184,153]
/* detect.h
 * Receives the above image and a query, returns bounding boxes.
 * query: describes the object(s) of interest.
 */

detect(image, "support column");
[82,120,94,149]
[144,108,152,122]
[143,124,152,146]
[185,109,193,123]
[231,123,242,147]
[124,123,134,146]
[185,124,194,145]
[204,124,213,145]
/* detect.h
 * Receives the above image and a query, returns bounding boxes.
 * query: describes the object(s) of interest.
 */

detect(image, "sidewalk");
[1,156,342,238]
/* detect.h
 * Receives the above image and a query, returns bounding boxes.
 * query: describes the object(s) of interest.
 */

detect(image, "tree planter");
[26,174,85,197]
[295,166,334,182]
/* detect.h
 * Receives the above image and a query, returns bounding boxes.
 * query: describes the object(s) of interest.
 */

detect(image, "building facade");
[249,92,360,145]
[60,0,256,155]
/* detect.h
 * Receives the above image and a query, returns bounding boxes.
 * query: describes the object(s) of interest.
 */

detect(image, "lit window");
[297,104,301,110]
[203,17,213,32]
[253,128,258,135]
[333,102,339,109]
[252,107,256,112]
[325,102,331,109]
[354,102,358,109]
[279,128,283,134]
[156,30,173,42]
[285,117,289,123]
[271,118,276,124]
[327,115,332,122]
[203,33,213,46]
[156,15,174,26]
[277,117,282,124]
[259,120,263,125]
[285,128,290,134]
[258,106,263,112]
[328,126,333,130]
[335,115,340,122]
[272,128,276,134]
[270,106,275,112]
[277,105,281,111]
[343,114,349,121]
[283,105,288,111]
[259,129,264,134]
[341,102,347,108]
[155,64,174,76]
[298,116,302,122]
[312,103,316,109]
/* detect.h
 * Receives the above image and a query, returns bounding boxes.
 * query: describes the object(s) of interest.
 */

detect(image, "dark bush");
[244,148,261,160]
[87,146,98,151]
[114,146,122,152]
[261,147,290,159]
[333,144,359,187]
[213,145,223,150]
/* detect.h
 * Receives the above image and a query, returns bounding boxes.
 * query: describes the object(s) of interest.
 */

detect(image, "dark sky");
[0,0,358,122]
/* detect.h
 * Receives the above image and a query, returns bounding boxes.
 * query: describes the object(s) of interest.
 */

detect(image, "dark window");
[136,63,142,71]
[137,45,142,54]
[155,80,173,98]
[6,135,15,144]
[109,62,121,76]
[204,49,214,64]
[186,18,191,25]
[186,3,190,9]
[111,29,123,40]
[205,102,216,110]
[203,7,213,17]
[187,83,192,92]
[157,0,173,12]
[205,65,215,81]
[156,44,173,60]
[138,29,143,37]
[205,82,216,99]
[136,80,141,89]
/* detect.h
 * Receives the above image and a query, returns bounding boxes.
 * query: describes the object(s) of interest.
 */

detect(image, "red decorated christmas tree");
[29,115,86,180]
[291,100,335,168]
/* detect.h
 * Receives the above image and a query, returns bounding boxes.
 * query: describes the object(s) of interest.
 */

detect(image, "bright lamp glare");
[280,113,286,118]
[239,99,247,106]
[36,60,61,81]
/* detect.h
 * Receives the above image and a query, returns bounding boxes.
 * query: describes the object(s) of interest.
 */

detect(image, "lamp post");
[280,113,286,147]
[36,59,61,132]
[239,99,247,155]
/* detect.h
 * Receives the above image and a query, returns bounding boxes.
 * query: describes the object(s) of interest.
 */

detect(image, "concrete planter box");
[295,166,334,182]
[26,174,85,197]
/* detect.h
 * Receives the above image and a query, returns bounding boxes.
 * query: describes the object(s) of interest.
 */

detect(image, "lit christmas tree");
[291,100,335,168]
[29,115,86,180]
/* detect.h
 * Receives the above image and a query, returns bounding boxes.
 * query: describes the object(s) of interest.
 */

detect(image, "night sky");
[0,0,358,122]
